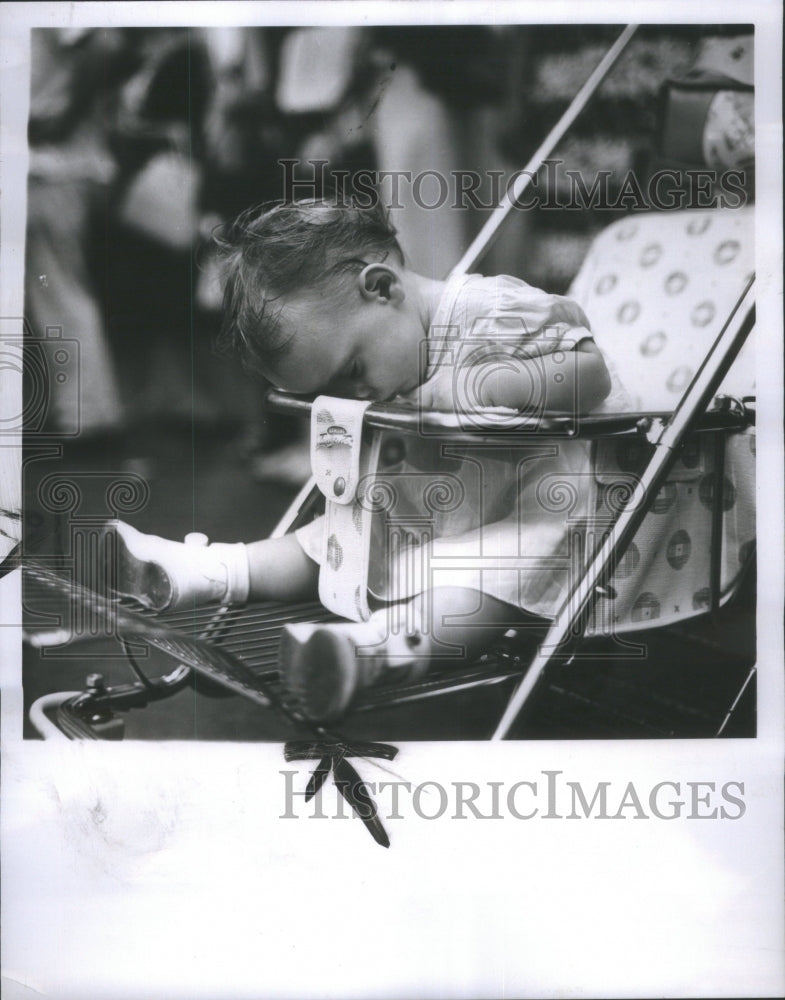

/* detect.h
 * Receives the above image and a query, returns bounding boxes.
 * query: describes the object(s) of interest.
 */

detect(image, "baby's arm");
[473,338,611,414]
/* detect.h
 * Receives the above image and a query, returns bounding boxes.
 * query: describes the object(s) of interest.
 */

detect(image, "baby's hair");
[215,199,403,379]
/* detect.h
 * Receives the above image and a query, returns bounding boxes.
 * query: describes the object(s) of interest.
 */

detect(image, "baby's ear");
[359,263,402,303]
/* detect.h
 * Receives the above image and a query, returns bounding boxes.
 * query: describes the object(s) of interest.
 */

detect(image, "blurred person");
[24,28,135,437]
[368,26,527,279]
[103,29,213,431]
[195,27,303,470]
[276,26,524,279]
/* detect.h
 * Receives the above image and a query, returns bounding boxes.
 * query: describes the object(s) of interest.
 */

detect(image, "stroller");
[22,26,756,747]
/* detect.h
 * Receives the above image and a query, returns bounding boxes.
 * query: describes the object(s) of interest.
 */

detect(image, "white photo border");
[1,3,782,998]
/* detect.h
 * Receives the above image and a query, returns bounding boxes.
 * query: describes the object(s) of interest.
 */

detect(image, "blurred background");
[19,23,756,739]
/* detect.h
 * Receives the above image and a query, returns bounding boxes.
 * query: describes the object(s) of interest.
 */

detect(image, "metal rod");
[271,475,323,538]
[450,23,640,278]
[266,391,750,438]
[28,691,83,740]
[708,433,726,613]
[492,279,756,739]
[716,665,756,736]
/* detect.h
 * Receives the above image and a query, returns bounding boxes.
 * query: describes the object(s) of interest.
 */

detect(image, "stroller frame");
[264,276,755,739]
[25,24,757,743]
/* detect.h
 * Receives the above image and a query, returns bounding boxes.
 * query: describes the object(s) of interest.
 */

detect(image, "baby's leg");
[105,521,318,610]
[281,586,541,721]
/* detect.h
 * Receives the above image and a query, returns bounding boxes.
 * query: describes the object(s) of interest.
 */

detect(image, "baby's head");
[217,200,429,401]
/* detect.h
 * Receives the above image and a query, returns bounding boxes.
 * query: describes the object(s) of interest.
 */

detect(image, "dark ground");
[21,420,756,742]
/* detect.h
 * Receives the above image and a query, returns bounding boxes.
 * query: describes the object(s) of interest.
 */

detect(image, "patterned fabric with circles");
[568,207,754,411]
[585,427,755,635]
[569,208,755,635]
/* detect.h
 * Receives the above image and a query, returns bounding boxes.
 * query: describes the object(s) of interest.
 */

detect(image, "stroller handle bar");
[265,390,753,442]
[450,23,640,277]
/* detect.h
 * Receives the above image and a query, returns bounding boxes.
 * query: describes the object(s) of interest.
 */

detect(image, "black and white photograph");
[1,2,783,998]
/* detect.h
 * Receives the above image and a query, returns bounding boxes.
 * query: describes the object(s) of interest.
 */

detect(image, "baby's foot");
[104,520,250,611]
[279,612,430,721]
